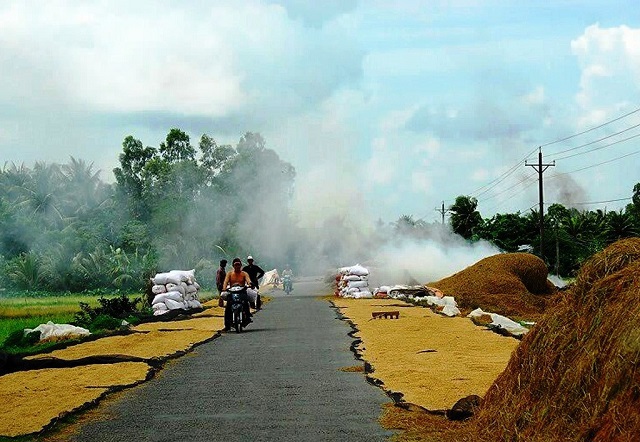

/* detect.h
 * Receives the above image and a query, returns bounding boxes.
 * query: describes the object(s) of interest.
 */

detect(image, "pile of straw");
[430,252,557,319]
[467,237,640,441]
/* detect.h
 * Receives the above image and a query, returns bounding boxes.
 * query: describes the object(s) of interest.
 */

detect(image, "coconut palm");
[449,196,483,239]
[603,210,638,242]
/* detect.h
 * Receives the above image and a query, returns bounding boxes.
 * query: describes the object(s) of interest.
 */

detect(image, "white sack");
[185,284,198,294]
[184,299,203,309]
[164,298,186,310]
[152,291,183,305]
[354,290,373,299]
[169,269,195,283]
[152,302,168,311]
[344,274,365,281]
[166,283,185,296]
[151,284,167,295]
[349,264,369,276]
[153,309,171,316]
[247,288,258,304]
[348,280,369,289]
[152,272,181,285]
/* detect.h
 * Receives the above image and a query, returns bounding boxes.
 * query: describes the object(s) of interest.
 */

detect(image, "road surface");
[57,277,393,442]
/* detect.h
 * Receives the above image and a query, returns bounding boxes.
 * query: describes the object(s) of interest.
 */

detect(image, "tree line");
[446,190,640,275]
[1,127,637,293]
[0,129,296,292]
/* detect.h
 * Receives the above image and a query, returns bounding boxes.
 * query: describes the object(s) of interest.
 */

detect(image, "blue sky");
[1,0,639,228]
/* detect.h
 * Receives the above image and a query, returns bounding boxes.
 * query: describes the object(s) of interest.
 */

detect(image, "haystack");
[430,252,557,319]
[466,237,640,441]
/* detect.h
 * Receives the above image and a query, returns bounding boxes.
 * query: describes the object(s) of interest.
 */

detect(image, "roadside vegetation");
[0,128,637,302]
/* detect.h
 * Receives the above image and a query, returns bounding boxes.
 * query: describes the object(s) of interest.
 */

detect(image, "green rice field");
[0,294,102,345]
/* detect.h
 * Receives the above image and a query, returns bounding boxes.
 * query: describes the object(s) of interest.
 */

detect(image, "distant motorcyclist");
[222,258,253,331]
[282,265,293,293]
[243,255,265,309]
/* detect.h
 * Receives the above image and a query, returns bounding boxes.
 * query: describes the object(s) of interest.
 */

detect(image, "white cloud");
[571,24,640,120]
[413,136,441,157]
[523,85,545,105]
[411,170,432,193]
[471,168,489,181]
[0,1,362,121]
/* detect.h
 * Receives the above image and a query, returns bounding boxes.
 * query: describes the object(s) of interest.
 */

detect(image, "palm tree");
[14,162,65,227]
[604,210,638,242]
[449,196,483,239]
[60,157,110,218]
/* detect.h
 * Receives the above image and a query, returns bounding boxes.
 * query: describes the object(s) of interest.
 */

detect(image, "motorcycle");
[282,274,292,295]
[227,285,249,333]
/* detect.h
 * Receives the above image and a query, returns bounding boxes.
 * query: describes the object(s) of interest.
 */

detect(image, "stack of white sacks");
[337,264,373,299]
[150,269,203,316]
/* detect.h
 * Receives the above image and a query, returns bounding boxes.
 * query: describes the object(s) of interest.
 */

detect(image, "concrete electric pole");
[435,201,450,224]
[525,147,555,257]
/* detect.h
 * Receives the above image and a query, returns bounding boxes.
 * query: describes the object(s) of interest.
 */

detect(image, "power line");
[447,107,640,213]
[547,149,640,179]
[552,132,640,161]
[470,147,538,198]
[540,106,640,148]
[547,122,640,159]
[479,172,538,203]
[467,109,640,203]
[572,197,632,206]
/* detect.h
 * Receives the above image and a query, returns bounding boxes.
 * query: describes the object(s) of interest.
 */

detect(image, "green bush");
[74,293,142,328]
[87,314,123,333]
[3,328,41,348]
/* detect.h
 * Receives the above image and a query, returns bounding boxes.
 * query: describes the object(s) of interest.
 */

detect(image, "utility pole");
[435,201,450,224]
[525,147,555,257]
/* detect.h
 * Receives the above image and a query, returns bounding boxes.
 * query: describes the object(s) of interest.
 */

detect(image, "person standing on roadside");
[216,259,228,294]
[216,259,227,306]
[243,255,265,309]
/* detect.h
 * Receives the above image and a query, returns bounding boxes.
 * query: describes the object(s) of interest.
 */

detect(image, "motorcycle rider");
[243,255,265,309]
[282,265,293,293]
[222,257,253,331]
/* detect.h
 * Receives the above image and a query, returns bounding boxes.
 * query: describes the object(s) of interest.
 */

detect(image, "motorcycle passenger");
[243,255,265,310]
[222,257,253,331]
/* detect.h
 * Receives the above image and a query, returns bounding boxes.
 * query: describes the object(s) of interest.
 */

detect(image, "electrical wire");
[571,197,631,206]
[554,130,640,161]
[547,149,640,180]
[540,106,640,148]
[480,172,538,203]
[469,147,538,198]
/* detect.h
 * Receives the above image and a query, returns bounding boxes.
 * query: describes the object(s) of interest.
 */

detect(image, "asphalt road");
[62,277,393,442]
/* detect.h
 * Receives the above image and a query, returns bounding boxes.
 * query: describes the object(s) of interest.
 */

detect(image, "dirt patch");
[332,298,519,411]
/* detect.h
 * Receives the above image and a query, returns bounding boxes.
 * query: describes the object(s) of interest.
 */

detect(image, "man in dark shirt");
[216,259,227,295]
[243,255,265,309]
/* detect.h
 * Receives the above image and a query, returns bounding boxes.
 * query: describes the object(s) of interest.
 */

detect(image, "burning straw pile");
[464,238,640,441]
[430,252,557,319]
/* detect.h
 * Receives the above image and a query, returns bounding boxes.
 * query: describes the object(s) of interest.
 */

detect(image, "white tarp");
[24,321,91,341]
[467,308,530,336]
[262,269,280,287]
